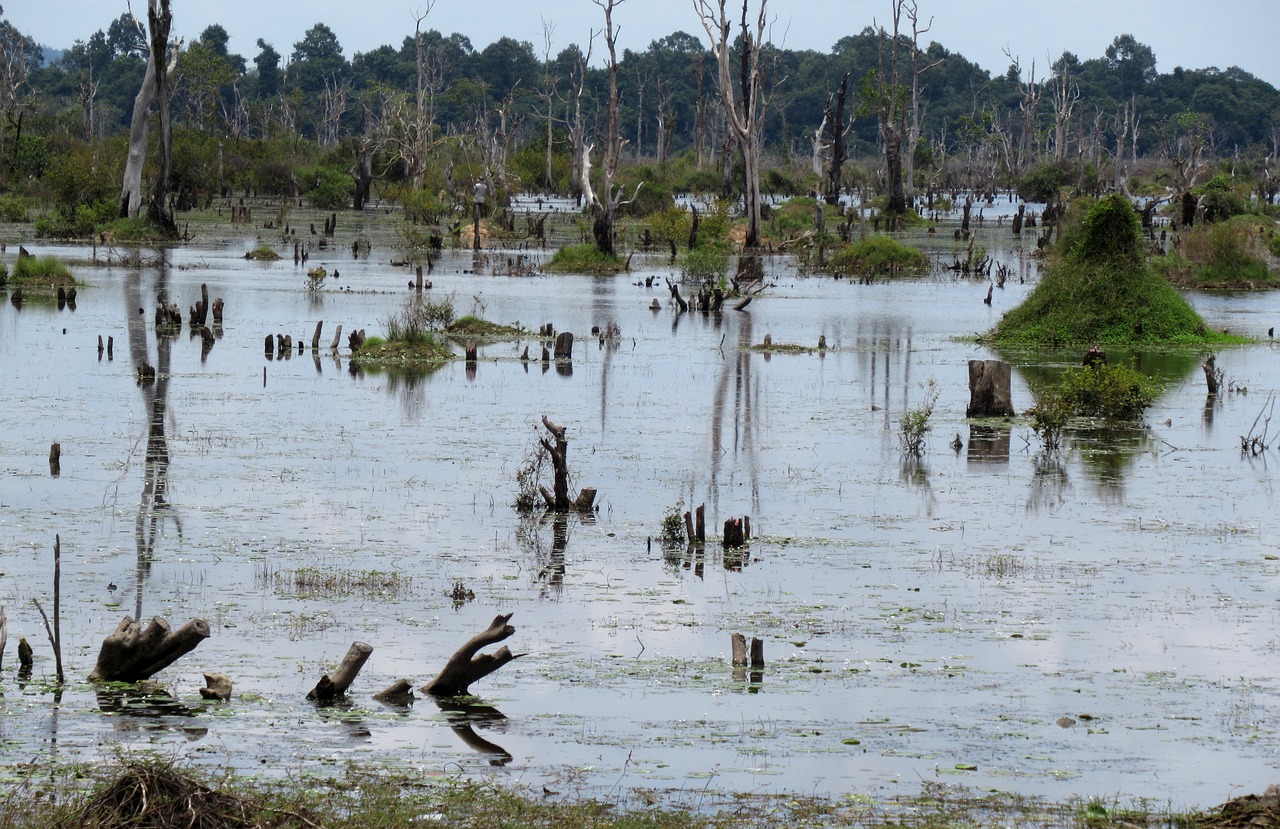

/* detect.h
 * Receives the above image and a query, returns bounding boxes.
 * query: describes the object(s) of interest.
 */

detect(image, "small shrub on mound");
[992,194,1237,346]
[0,195,30,222]
[829,235,929,278]
[1058,362,1158,421]
[546,243,625,274]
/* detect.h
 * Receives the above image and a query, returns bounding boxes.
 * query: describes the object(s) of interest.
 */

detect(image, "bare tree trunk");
[144,0,176,234]
[119,31,158,218]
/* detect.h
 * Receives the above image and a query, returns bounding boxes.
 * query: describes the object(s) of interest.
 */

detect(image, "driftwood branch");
[419,613,522,696]
[88,615,211,682]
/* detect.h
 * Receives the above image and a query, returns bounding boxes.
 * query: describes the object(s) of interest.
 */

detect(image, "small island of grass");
[1,254,80,293]
[446,315,525,338]
[989,194,1246,347]
[545,243,627,274]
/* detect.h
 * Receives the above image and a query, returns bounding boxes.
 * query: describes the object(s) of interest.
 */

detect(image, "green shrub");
[302,166,353,210]
[0,262,8,287]
[660,499,686,545]
[1026,395,1072,451]
[1058,363,1158,422]
[680,246,729,283]
[0,195,30,222]
[35,199,117,239]
[400,188,451,224]
[1181,217,1274,285]
[1195,174,1247,223]
[384,293,455,345]
[1018,162,1069,203]
[899,379,939,455]
[829,235,929,277]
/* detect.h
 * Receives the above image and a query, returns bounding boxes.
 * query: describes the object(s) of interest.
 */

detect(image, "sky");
[11,0,1280,88]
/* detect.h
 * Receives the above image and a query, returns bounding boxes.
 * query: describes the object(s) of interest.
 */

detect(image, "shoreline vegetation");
[5,757,1274,829]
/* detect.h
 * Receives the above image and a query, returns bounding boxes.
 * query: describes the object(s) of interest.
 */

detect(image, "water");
[1,209,1278,809]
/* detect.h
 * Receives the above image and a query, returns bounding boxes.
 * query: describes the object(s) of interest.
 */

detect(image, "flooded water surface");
[1,208,1279,809]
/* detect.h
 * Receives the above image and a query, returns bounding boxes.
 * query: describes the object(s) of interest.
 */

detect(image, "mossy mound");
[828,236,929,278]
[7,254,79,291]
[991,194,1241,346]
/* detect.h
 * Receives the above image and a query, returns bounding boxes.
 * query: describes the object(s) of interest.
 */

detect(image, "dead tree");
[419,613,522,696]
[537,415,597,512]
[88,616,211,682]
[308,641,374,701]
[694,0,769,248]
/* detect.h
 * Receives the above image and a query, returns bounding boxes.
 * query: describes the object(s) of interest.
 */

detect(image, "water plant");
[660,499,686,545]
[899,379,940,455]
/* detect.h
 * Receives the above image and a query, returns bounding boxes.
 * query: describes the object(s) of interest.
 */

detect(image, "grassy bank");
[0,757,1262,829]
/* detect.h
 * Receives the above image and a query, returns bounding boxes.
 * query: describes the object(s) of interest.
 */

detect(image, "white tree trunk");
[120,46,158,218]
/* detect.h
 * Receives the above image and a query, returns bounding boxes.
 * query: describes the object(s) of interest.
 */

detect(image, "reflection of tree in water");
[1073,424,1151,501]
[708,312,761,520]
[435,697,512,766]
[1026,451,1070,514]
[899,455,937,517]
[517,511,571,599]
[125,267,183,619]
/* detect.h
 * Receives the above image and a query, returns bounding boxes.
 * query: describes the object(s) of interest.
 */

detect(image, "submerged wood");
[88,616,211,682]
[420,613,521,697]
[308,641,374,701]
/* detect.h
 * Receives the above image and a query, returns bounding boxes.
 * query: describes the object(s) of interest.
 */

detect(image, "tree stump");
[88,616,211,682]
[200,672,233,701]
[554,331,573,360]
[419,613,522,697]
[538,416,572,511]
[308,641,374,702]
[965,359,1014,418]
[373,679,415,703]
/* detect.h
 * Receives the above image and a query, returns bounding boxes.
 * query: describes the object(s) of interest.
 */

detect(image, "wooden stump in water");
[723,517,748,548]
[49,442,60,477]
[308,641,373,702]
[554,331,573,360]
[200,672,233,701]
[965,359,1014,418]
[373,679,415,703]
[695,504,706,543]
[730,634,764,668]
[264,334,274,357]
[88,616,211,683]
[420,613,522,697]
[311,321,323,350]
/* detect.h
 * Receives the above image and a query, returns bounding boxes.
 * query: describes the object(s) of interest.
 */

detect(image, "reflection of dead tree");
[126,268,183,620]
[419,613,522,697]
[436,698,512,765]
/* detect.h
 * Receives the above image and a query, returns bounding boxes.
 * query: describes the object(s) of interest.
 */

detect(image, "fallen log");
[419,613,522,697]
[88,616,211,682]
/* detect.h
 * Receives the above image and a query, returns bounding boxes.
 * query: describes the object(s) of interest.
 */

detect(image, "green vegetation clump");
[0,195,30,222]
[245,244,282,261]
[1057,362,1159,421]
[1156,215,1277,287]
[829,235,929,278]
[447,315,524,338]
[546,243,626,274]
[992,194,1237,346]
[34,199,116,239]
[681,246,729,283]
[1195,174,1248,223]
[302,165,354,210]
[900,379,940,455]
[10,255,76,289]
[1018,162,1069,203]
[101,216,176,243]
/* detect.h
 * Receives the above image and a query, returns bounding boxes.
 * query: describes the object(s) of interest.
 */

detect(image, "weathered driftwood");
[308,641,373,701]
[1203,354,1221,395]
[49,442,61,476]
[88,616,211,682]
[373,678,415,703]
[965,359,1014,418]
[200,672,233,701]
[311,321,323,350]
[420,613,522,697]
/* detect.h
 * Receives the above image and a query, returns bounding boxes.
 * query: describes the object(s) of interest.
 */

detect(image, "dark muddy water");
[1,207,1279,808]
